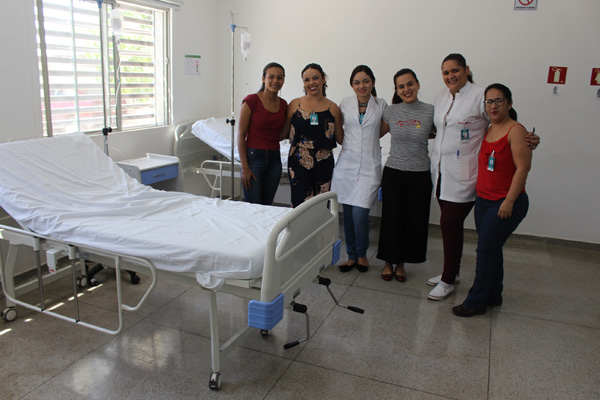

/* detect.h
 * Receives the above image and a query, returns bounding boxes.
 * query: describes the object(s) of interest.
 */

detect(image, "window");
[35,0,172,135]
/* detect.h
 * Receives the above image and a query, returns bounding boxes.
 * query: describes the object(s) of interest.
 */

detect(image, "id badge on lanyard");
[461,128,470,142]
[487,150,495,171]
[310,112,318,125]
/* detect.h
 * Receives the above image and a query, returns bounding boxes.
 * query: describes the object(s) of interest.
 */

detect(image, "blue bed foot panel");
[332,238,341,266]
[248,293,284,330]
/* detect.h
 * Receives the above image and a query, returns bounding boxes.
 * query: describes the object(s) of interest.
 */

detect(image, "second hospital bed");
[174,117,292,200]
[0,133,359,390]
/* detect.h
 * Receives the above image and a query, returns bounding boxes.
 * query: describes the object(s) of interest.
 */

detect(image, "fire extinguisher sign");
[547,66,567,85]
[591,68,600,86]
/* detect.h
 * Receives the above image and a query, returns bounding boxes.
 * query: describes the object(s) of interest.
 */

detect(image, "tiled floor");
[1,221,599,399]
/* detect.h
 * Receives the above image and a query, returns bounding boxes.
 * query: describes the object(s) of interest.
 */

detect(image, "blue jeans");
[464,193,529,310]
[242,148,282,205]
[342,204,370,261]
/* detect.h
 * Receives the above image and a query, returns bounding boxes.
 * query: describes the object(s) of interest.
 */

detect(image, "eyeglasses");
[484,98,506,106]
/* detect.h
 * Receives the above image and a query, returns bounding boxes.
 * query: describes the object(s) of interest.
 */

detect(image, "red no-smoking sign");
[547,66,567,85]
[514,0,537,10]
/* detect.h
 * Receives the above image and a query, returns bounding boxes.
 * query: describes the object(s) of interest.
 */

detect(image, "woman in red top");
[237,62,287,205]
[453,83,532,317]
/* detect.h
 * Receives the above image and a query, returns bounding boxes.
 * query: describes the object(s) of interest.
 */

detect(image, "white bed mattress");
[191,117,291,171]
[0,134,292,289]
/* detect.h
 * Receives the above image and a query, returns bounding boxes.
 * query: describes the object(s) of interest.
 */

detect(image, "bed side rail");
[0,225,157,334]
[173,119,206,170]
[260,192,339,303]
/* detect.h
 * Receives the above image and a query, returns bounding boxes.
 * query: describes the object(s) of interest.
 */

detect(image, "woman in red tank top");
[452,83,532,317]
[237,62,288,205]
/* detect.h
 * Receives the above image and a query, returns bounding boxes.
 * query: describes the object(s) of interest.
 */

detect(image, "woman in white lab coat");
[426,54,485,301]
[427,53,539,302]
[331,65,388,272]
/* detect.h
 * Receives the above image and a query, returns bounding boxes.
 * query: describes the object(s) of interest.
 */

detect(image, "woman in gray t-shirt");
[377,68,435,282]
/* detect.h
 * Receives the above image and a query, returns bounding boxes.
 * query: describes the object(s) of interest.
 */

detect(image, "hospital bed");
[174,117,292,201]
[0,133,360,390]
[191,117,291,170]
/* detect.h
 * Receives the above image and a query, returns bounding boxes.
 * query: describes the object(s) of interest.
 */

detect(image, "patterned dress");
[287,102,337,207]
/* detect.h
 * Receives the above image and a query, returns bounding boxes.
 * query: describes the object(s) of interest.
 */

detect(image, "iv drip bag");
[111,8,124,38]
[241,31,251,59]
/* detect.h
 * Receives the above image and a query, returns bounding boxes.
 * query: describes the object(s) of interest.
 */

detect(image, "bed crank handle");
[317,277,365,314]
[284,276,366,350]
[283,302,309,350]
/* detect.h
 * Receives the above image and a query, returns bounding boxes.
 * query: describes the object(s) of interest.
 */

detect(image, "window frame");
[35,0,173,136]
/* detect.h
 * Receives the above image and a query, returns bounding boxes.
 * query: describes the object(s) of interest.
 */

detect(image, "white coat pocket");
[458,153,477,182]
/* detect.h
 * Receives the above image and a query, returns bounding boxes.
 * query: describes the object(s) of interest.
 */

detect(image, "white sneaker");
[426,274,460,286]
[427,283,454,301]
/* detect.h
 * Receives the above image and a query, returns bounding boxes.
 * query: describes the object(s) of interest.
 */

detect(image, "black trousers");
[377,167,432,264]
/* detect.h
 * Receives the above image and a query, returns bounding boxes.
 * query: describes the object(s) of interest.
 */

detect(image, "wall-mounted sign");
[185,54,201,75]
[515,0,538,10]
[547,66,567,85]
[591,68,600,86]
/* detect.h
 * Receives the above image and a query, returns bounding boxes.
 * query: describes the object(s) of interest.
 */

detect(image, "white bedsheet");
[0,134,292,290]
[191,117,291,171]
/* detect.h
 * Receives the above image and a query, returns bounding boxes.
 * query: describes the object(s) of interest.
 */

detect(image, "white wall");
[0,1,43,141]
[170,0,220,123]
[214,0,600,244]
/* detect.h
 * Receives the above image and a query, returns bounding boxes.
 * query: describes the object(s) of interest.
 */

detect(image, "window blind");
[36,0,170,135]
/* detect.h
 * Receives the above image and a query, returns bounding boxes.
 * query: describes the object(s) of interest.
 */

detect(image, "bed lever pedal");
[317,276,365,314]
[317,277,331,286]
[283,341,301,349]
[346,306,364,313]
[292,303,307,313]
[283,302,309,350]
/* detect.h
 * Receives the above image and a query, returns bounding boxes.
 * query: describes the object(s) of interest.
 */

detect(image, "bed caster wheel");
[1,307,17,322]
[89,278,98,287]
[76,276,88,288]
[260,329,270,337]
[209,372,221,390]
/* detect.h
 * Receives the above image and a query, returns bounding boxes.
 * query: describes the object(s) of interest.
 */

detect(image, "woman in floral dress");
[281,63,344,207]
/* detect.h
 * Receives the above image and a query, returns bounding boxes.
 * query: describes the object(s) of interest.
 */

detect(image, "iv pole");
[95,0,115,155]
[225,11,248,200]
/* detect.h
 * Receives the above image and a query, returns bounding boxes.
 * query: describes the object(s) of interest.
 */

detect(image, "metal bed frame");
[0,192,361,390]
